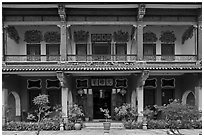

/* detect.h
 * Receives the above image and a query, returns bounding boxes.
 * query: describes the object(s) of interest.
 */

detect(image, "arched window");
[182,90,195,106]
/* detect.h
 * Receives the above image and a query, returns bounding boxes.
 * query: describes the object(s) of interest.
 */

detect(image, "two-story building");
[2,2,202,124]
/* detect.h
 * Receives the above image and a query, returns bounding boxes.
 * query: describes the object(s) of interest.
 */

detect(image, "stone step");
[83,121,124,129]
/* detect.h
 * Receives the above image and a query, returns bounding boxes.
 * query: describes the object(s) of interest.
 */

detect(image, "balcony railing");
[143,55,197,61]
[4,55,61,62]
[67,54,137,62]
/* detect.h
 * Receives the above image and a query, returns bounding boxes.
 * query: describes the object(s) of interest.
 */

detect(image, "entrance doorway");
[162,89,175,105]
[93,88,111,119]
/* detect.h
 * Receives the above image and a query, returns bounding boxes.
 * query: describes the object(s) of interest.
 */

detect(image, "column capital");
[56,71,68,87]
[137,4,146,21]
[58,4,66,23]
[137,70,150,87]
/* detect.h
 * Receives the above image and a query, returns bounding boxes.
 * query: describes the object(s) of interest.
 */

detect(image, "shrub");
[154,99,202,133]
[68,104,84,123]
[147,120,168,129]
[2,121,60,131]
[123,120,143,129]
[114,103,138,122]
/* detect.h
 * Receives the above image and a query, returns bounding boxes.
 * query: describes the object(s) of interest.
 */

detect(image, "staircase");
[83,120,124,129]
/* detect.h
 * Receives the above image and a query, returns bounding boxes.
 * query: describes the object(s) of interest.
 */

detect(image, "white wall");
[6,25,60,55]
[144,25,196,55]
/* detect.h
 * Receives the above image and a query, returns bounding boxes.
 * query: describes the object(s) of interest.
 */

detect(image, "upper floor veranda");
[2,3,202,65]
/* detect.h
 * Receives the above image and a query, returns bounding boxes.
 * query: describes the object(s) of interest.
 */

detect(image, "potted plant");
[69,104,84,130]
[100,108,111,131]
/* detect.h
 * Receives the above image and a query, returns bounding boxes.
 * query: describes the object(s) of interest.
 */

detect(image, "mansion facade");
[2,2,202,124]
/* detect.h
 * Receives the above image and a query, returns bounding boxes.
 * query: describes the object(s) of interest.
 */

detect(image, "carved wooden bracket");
[137,70,149,87]
[56,71,67,87]
[58,4,66,22]
[137,4,146,21]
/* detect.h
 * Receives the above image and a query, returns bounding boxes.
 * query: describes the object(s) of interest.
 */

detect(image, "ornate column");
[137,4,146,61]
[58,4,67,61]
[136,70,149,122]
[137,24,145,61]
[2,88,8,126]
[57,71,68,125]
[195,78,202,111]
[197,15,202,60]
[87,89,93,120]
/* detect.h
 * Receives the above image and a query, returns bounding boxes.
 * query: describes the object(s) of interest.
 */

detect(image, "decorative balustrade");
[4,54,197,62]
[143,55,197,61]
[4,55,61,62]
[67,54,137,62]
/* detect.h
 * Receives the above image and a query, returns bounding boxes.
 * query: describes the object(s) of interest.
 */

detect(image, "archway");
[182,90,195,106]
[8,91,21,121]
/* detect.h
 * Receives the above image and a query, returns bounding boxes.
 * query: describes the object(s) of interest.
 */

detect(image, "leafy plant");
[100,108,111,122]
[114,103,138,122]
[68,104,84,123]
[156,99,201,134]
[27,94,51,135]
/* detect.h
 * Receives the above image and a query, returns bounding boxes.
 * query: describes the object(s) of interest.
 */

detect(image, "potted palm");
[100,108,111,131]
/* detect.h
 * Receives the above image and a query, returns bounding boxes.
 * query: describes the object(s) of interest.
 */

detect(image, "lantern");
[120,89,127,96]
[78,89,84,96]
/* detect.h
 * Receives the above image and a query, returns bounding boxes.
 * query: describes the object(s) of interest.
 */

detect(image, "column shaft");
[60,23,67,61]
[2,88,8,125]
[137,24,144,60]
[137,86,144,122]
[61,87,68,120]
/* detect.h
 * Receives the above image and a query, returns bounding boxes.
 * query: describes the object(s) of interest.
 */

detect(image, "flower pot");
[74,123,81,130]
[103,122,111,130]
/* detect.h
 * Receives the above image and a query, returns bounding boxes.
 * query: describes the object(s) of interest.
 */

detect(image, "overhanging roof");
[2,63,202,73]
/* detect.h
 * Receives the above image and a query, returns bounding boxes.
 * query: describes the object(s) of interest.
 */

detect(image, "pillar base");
[137,115,143,122]
[15,116,21,121]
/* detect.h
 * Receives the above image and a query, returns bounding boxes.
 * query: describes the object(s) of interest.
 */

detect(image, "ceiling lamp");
[78,89,84,96]
[120,89,127,96]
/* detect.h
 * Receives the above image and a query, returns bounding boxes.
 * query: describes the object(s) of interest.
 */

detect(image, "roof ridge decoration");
[6,26,20,44]
[159,30,176,43]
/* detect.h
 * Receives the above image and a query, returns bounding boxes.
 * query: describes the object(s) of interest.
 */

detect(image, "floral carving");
[74,30,89,42]
[182,26,196,44]
[159,31,176,43]
[143,31,158,42]
[44,31,60,43]
[6,26,20,44]
[113,30,129,42]
[24,30,43,43]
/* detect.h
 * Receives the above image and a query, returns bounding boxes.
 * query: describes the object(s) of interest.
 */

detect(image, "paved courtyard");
[2,129,202,135]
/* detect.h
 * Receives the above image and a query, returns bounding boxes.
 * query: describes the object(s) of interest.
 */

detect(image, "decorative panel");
[27,79,42,89]
[144,78,157,88]
[113,30,129,42]
[46,79,60,89]
[76,79,88,88]
[115,78,128,88]
[161,78,175,88]
[91,34,112,42]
